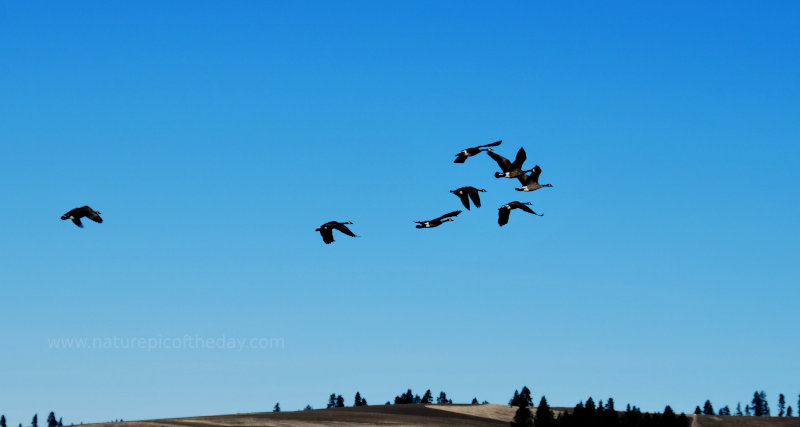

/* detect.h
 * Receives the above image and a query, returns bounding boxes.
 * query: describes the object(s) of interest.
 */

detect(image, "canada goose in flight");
[316,221,357,244]
[454,140,502,163]
[498,202,543,226]
[487,147,530,178]
[450,186,486,210]
[61,206,103,228]
[515,165,553,192]
[415,210,462,228]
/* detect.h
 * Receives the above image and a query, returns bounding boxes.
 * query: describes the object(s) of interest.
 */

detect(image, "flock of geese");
[60,140,553,244]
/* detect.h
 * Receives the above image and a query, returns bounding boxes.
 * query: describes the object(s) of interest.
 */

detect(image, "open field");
[78,405,800,427]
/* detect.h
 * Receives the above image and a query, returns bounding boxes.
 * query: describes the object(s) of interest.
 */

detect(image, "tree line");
[694,391,798,417]
[0,412,65,427]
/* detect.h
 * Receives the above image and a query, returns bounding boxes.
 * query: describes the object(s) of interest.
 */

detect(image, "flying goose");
[515,165,553,192]
[498,201,542,226]
[487,147,530,178]
[450,186,486,210]
[454,140,502,163]
[316,221,357,244]
[61,206,103,228]
[415,210,462,228]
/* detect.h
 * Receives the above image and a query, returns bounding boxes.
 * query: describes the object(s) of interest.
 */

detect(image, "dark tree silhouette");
[702,400,714,415]
[272,403,280,412]
[778,393,786,416]
[510,392,533,427]
[335,395,345,408]
[303,404,313,411]
[354,391,367,407]
[437,391,450,405]
[32,415,38,427]
[585,397,596,413]
[472,398,479,405]
[694,406,701,415]
[395,389,414,404]
[421,390,433,404]
[786,406,793,417]
[745,405,751,416]
[1,415,6,427]
[413,394,421,404]
[605,398,615,412]
[534,396,554,427]
[751,391,769,416]
[47,413,57,427]
[510,390,521,406]
[327,393,337,408]
[719,406,730,415]
[735,403,743,416]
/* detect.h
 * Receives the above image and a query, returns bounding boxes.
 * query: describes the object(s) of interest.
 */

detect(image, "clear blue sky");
[1,1,799,423]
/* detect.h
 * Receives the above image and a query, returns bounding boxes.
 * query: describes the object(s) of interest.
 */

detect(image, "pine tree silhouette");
[272,403,280,412]
[46,413,56,427]
[32,415,38,427]
[778,393,786,416]
[702,400,714,415]
[335,395,345,407]
[1,415,6,427]
[533,396,554,427]
[421,390,433,404]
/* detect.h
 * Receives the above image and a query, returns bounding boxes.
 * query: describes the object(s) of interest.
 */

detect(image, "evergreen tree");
[272,403,280,412]
[702,400,714,415]
[437,391,449,405]
[472,398,479,405]
[335,395,345,408]
[606,398,615,411]
[751,390,769,416]
[533,396,554,427]
[585,397,596,413]
[413,394,421,404]
[354,391,368,407]
[47,413,57,427]
[694,406,701,415]
[745,405,751,416]
[519,387,533,408]
[327,393,337,408]
[778,393,786,416]
[303,404,313,411]
[421,390,433,404]
[32,415,38,427]
[719,406,730,416]
[510,390,521,406]
[786,406,793,417]
[1,415,6,427]
[395,389,414,404]
[510,393,533,427]
[735,403,743,416]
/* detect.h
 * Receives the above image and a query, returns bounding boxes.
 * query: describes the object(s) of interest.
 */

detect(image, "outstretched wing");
[478,140,502,149]
[528,165,542,182]
[487,151,511,171]
[333,223,356,237]
[319,227,334,244]
[453,153,468,163]
[87,211,103,223]
[436,210,462,221]
[518,204,539,216]
[498,207,510,226]
[453,191,471,210]
[72,218,84,228]
[510,148,527,169]
[467,189,482,208]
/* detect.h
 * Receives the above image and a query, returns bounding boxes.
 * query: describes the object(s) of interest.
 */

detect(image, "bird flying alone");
[515,165,553,192]
[450,186,486,210]
[415,210,462,228]
[61,206,102,228]
[454,140,502,163]
[488,147,530,178]
[498,201,542,226]
[316,221,357,244]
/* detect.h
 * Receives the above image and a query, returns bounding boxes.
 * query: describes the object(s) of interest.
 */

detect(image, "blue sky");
[1,0,799,423]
